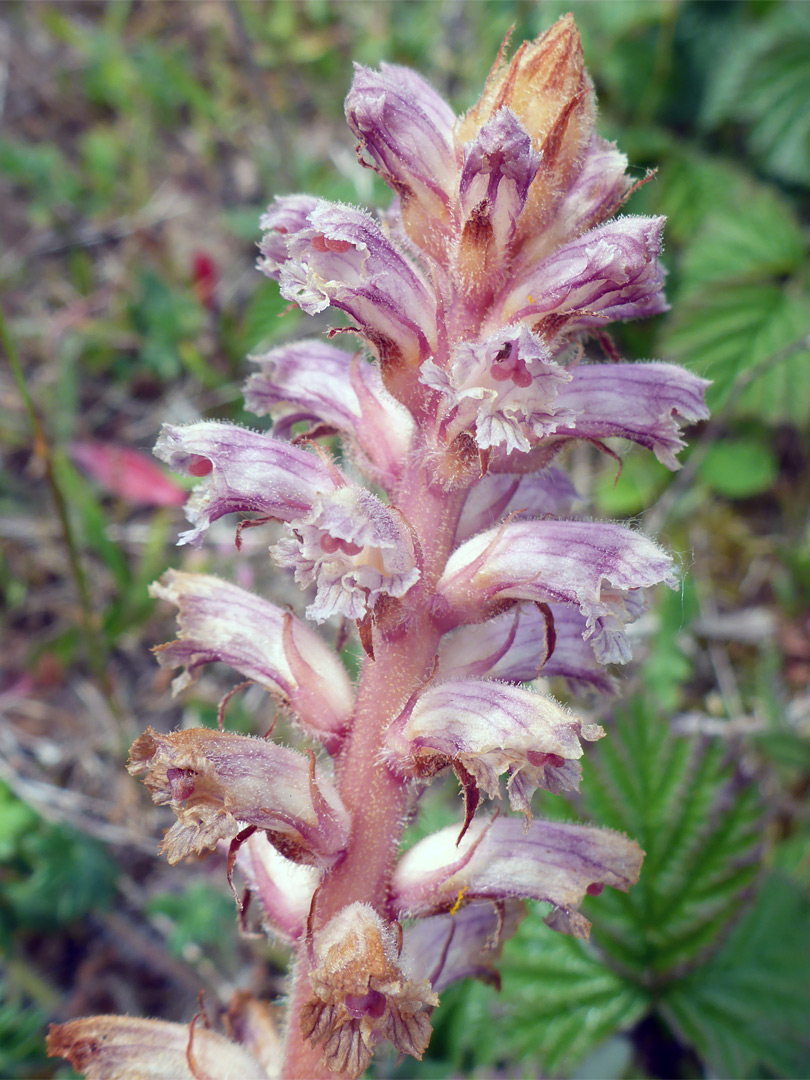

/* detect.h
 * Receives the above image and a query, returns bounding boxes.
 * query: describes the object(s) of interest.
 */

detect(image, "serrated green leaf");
[442,921,647,1077]
[594,451,672,517]
[651,152,747,244]
[660,875,810,1078]
[680,190,805,294]
[582,702,762,978]
[660,283,810,423]
[240,281,301,354]
[699,6,810,185]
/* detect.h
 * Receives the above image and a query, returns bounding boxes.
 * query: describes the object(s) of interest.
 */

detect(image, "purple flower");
[420,325,573,454]
[552,361,711,468]
[234,831,319,943]
[345,62,457,258]
[438,518,677,662]
[499,215,668,339]
[392,816,644,940]
[271,484,420,623]
[403,900,525,993]
[128,727,350,868]
[244,337,415,485]
[258,197,437,375]
[52,16,711,1080]
[384,677,604,811]
[154,421,344,545]
[150,570,354,743]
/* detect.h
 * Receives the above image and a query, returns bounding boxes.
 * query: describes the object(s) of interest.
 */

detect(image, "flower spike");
[51,16,710,1080]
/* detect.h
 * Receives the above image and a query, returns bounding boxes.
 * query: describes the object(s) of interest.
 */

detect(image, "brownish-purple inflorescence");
[49,15,708,1080]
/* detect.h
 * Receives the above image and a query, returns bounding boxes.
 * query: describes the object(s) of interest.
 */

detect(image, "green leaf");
[697,437,779,499]
[239,280,301,354]
[700,6,810,186]
[659,282,810,424]
[679,189,805,295]
[492,921,648,1075]
[660,875,810,1078]
[0,784,39,861]
[145,882,234,956]
[581,702,762,979]
[427,923,647,1078]
[650,152,748,245]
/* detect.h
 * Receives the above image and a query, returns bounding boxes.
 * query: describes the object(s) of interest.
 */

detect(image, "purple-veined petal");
[244,338,415,484]
[154,421,343,546]
[420,326,572,454]
[518,135,634,264]
[345,62,457,250]
[384,678,603,810]
[392,816,644,939]
[402,899,525,992]
[257,194,319,279]
[500,215,668,336]
[149,570,354,741]
[556,136,634,238]
[437,603,617,692]
[259,197,437,371]
[235,831,319,943]
[437,603,553,682]
[272,485,420,623]
[46,1016,271,1080]
[457,109,542,288]
[553,362,711,468]
[541,604,619,692]
[437,519,676,663]
[128,727,350,868]
[456,468,582,543]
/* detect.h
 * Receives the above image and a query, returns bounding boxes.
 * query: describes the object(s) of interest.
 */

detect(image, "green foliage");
[581,703,762,978]
[594,452,672,517]
[659,172,810,424]
[145,882,235,958]
[127,270,210,384]
[0,784,118,943]
[660,283,810,423]
[699,4,810,186]
[697,437,778,499]
[426,697,810,1079]
[0,987,50,1078]
[659,874,810,1079]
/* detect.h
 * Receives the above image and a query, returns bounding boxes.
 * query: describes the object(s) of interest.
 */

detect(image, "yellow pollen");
[449,886,468,915]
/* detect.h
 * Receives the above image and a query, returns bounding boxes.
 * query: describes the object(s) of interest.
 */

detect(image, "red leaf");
[70,441,187,507]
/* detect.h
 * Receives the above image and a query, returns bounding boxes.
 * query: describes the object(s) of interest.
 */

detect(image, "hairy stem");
[280,456,466,1079]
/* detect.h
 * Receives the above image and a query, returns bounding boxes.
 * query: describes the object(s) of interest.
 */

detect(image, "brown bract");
[457,13,595,256]
[301,903,438,1077]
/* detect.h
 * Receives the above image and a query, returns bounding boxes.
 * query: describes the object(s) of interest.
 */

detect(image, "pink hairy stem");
[280,460,467,1079]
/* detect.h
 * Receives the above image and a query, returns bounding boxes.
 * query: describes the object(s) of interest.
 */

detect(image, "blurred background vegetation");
[1,1,810,1077]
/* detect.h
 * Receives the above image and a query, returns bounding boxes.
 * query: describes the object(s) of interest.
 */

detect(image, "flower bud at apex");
[457,15,594,246]
[301,903,438,1075]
